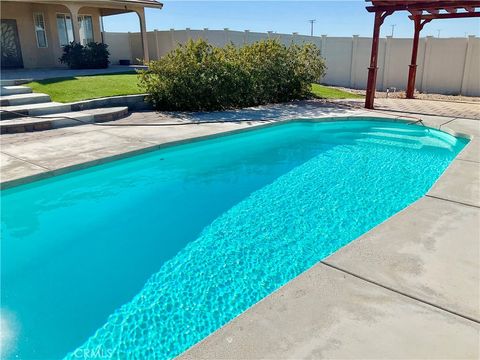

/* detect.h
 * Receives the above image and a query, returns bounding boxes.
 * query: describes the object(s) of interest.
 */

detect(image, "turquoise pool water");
[1,120,467,359]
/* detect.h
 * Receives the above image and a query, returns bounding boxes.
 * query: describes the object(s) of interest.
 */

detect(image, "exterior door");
[1,19,24,68]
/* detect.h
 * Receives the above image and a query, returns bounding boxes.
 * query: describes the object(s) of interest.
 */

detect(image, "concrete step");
[0,102,72,120]
[0,107,129,134]
[0,79,33,86]
[0,92,51,106]
[0,85,33,96]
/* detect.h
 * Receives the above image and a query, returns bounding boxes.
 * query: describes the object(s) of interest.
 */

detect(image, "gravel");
[328,85,480,103]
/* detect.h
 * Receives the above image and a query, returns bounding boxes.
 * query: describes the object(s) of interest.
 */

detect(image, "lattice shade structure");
[364,0,480,109]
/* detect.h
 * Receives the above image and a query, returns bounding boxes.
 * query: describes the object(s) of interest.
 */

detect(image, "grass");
[27,73,142,103]
[311,83,364,99]
[28,73,363,103]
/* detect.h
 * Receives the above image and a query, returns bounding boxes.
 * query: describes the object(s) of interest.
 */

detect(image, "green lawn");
[311,83,363,99]
[27,73,142,103]
[28,73,363,103]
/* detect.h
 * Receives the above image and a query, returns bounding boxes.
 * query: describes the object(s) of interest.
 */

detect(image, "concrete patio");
[1,99,479,358]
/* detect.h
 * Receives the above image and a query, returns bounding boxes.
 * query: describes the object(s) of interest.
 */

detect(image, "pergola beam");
[409,11,480,20]
[445,7,458,13]
[367,1,480,13]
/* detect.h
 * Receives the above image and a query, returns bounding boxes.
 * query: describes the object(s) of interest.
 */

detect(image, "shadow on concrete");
[156,100,361,123]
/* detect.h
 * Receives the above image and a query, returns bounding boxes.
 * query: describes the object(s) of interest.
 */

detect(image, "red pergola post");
[406,17,431,98]
[365,11,392,109]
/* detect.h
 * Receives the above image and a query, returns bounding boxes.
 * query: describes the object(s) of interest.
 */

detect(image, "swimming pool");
[0,119,467,359]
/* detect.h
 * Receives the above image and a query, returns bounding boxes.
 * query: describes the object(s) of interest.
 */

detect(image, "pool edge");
[0,115,467,190]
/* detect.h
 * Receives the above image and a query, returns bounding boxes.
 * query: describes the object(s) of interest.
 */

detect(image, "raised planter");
[70,94,152,112]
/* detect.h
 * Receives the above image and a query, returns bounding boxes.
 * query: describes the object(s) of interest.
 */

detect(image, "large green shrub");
[59,42,110,69]
[138,39,326,111]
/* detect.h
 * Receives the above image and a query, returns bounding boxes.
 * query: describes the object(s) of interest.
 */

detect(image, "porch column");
[365,10,392,109]
[406,17,431,99]
[66,4,81,43]
[135,8,149,63]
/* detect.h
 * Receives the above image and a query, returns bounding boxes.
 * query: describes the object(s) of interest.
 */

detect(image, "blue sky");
[103,1,480,38]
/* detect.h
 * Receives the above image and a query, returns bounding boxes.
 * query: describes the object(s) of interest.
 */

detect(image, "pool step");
[0,85,33,96]
[0,92,51,106]
[0,107,129,134]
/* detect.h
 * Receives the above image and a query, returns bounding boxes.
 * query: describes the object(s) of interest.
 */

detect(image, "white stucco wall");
[424,38,468,95]
[103,32,132,64]
[463,37,480,96]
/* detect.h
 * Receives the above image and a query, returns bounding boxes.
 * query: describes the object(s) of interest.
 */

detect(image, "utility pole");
[437,29,441,38]
[390,24,396,37]
[308,19,316,37]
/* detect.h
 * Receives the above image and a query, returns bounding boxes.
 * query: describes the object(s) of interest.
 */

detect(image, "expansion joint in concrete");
[456,158,480,164]
[425,194,480,209]
[320,261,480,324]
[1,150,51,171]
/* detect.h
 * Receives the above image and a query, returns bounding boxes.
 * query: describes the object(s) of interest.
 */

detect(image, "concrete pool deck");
[1,100,479,358]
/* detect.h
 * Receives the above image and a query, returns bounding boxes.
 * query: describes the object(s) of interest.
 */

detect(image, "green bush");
[59,42,110,69]
[138,39,326,111]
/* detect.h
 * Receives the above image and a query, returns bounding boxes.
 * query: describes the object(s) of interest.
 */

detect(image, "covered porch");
[0,0,162,69]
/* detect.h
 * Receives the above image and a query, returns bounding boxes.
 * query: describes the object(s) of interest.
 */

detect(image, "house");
[0,0,163,69]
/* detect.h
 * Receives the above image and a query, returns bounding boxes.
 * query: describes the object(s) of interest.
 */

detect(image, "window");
[56,14,74,46]
[34,12,47,48]
[78,15,94,45]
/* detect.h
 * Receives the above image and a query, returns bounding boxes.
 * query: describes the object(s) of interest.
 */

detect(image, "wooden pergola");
[365,0,480,109]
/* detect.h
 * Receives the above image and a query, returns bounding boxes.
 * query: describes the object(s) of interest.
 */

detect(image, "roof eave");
[110,0,163,9]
